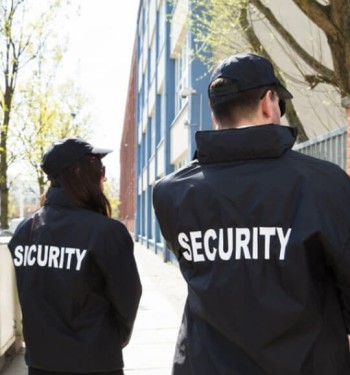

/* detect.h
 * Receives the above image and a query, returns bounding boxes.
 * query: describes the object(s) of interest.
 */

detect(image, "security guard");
[153,53,350,375]
[9,138,142,375]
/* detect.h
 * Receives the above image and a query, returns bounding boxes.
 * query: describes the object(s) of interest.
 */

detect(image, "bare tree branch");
[292,0,338,38]
[250,0,336,86]
[240,4,308,141]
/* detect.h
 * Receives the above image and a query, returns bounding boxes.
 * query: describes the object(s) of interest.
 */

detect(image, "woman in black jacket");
[9,138,142,375]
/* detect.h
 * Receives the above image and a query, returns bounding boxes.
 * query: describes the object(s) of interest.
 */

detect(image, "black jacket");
[153,125,350,375]
[8,187,142,373]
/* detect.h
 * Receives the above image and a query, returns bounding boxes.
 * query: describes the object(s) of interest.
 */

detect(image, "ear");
[211,112,221,129]
[260,90,274,121]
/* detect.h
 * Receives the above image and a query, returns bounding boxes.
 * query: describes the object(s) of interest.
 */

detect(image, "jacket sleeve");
[330,235,350,333]
[94,220,142,347]
[153,178,180,258]
[319,169,350,334]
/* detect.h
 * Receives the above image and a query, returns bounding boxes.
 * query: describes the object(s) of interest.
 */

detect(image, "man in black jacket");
[152,53,350,375]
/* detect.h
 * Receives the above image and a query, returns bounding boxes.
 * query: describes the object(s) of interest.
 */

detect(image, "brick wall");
[119,41,136,233]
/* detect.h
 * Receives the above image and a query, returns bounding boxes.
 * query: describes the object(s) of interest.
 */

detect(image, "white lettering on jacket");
[13,244,87,271]
[178,227,292,262]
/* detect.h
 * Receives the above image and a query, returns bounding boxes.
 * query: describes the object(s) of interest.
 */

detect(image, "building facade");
[134,0,212,260]
[119,42,137,234]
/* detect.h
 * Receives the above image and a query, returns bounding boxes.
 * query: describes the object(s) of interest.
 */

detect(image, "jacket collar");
[45,187,76,208]
[195,124,297,164]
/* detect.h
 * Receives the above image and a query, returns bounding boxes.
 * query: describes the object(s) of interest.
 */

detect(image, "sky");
[61,0,140,180]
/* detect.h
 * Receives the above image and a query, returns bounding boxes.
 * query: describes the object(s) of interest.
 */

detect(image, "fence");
[293,126,347,170]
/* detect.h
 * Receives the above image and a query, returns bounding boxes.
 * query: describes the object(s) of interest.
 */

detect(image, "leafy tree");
[187,0,349,141]
[0,0,70,227]
[15,67,91,196]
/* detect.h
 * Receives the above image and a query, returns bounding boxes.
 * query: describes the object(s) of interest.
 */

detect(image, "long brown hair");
[52,154,112,217]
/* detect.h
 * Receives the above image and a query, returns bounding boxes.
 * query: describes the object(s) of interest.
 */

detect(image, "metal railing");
[293,126,347,170]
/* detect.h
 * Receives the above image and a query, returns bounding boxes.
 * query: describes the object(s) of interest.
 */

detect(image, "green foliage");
[103,178,121,220]
[188,0,253,67]
[13,75,92,194]
[0,0,88,226]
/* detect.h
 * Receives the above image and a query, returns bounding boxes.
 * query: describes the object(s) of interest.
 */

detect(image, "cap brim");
[91,147,113,158]
[276,85,293,100]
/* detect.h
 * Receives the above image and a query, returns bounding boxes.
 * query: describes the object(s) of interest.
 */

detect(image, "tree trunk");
[326,1,350,97]
[0,119,9,229]
[285,100,308,142]
[0,88,13,228]
[0,174,9,228]
[38,169,46,197]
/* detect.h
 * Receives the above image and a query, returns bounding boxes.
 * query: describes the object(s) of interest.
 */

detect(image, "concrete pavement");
[123,243,186,374]
[1,243,187,375]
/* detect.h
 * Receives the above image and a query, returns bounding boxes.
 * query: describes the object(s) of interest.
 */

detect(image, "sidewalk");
[124,243,186,374]
[1,243,187,375]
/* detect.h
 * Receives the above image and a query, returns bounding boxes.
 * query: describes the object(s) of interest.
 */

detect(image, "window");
[173,157,187,171]
[150,36,156,82]
[151,114,156,155]
[174,38,189,114]
[158,0,165,57]
[157,93,164,144]
[143,68,148,108]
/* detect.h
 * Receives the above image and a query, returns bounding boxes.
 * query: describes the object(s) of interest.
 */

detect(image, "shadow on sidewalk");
[0,348,26,375]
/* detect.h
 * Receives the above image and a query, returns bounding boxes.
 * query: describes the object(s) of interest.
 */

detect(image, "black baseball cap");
[208,52,293,100]
[41,137,112,179]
